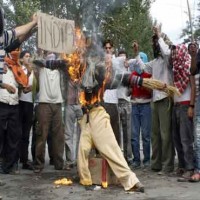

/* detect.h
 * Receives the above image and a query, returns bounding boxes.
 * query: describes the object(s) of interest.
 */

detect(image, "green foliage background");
[1,0,156,58]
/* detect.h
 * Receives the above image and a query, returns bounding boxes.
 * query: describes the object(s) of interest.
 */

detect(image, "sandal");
[189,173,200,182]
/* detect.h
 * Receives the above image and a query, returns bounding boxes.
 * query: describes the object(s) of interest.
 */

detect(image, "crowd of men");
[1,7,200,193]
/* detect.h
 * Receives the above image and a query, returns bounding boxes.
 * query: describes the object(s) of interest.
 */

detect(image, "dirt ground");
[0,163,199,200]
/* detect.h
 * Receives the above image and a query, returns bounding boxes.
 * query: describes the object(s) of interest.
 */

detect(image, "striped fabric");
[0,30,16,83]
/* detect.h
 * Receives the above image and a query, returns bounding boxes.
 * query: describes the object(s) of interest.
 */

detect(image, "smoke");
[77,0,130,87]
[81,0,129,45]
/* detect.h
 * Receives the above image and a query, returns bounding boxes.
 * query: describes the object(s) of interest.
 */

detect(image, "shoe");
[143,162,150,170]
[33,168,42,173]
[130,162,141,169]
[177,170,194,182]
[189,172,200,182]
[175,168,185,177]
[85,185,101,191]
[8,163,20,175]
[49,159,54,165]
[0,180,5,186]
[64,163,75,171]
[157,170,173,176]
[9,169,20,175]
[64,164,71,171]
[127,182,144,193]
[55,166,63,170]
[22,162,34,170]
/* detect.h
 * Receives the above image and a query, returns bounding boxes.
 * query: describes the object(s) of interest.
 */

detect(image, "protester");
[0,10,38,175]
[18,50,36,170]
[63,72,83,170]
[131,27,175,175]
[189,42,200,182]
[170,44,195,180]
[102,39,121,146]
[33,53,66,173]
[129,51,152,169]
[117,50,133,164]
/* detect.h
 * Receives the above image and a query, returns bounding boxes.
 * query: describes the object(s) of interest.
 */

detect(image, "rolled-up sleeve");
[3,29,16,47]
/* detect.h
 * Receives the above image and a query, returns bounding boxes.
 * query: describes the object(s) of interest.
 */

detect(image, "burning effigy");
[61,29,180,112]
[57,28,181,192]
[33,21,181,190]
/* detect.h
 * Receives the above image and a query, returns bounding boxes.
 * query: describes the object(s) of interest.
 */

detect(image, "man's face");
[104,43,113,55]
[21,53,31,65]
[188,44,198,56]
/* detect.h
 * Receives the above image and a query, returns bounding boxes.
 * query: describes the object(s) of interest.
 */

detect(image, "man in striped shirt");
[0,7,38,177]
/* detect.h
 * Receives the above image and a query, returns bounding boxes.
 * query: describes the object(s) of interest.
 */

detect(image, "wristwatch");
[189,105,194,108]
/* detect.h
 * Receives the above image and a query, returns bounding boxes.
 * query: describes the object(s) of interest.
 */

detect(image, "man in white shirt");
[19,50,35,170]
[102,39,121,145]
[33,53,65,173]
[132,27,175,174]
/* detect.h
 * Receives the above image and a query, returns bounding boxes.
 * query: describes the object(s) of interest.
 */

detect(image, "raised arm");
[153,27,171,57]
[14,13,37,39]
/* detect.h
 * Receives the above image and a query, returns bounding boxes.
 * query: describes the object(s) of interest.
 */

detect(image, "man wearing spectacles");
[102,39,121,151]
[104,40,114,55]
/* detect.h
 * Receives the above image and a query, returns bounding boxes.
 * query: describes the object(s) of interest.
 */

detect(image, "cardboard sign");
[37,12,75,54]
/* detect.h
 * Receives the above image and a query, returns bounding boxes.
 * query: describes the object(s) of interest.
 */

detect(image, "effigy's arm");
[109,72,181,97]
[32,59,67,70]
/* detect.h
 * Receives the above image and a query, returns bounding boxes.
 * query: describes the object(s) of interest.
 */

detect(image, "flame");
[79,89,103,106]
[61,28,111,107]
[54,178,73,185]
[61,28,87,82]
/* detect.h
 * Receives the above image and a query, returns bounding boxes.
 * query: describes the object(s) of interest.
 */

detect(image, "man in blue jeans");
[129,52,152,169]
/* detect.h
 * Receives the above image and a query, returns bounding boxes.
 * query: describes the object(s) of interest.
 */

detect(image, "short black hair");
[19,50,31,59]
[103,39,113,47]
[118,49,127,57]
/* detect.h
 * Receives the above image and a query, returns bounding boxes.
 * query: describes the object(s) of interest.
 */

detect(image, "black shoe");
[127,182,144,193]
[2,163,20,175]
[49,159,54,165]
[22,162,34,170]
[151,168,162,172]
[55,166,63,170]
[130,162,141,169]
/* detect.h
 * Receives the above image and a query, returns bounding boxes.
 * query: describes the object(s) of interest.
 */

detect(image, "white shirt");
[20,66,34,103]
[103,89,118,104]
[174,84,191,103]
[38,68,63,103]
[116,57,130,102]
[134,38,173,102]
[0,68,19,105]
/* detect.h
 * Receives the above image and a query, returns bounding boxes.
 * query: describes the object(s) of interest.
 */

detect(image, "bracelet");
[189,105,194,108]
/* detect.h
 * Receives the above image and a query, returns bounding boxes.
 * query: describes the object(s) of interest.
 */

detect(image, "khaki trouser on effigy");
[77,106,139,191]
